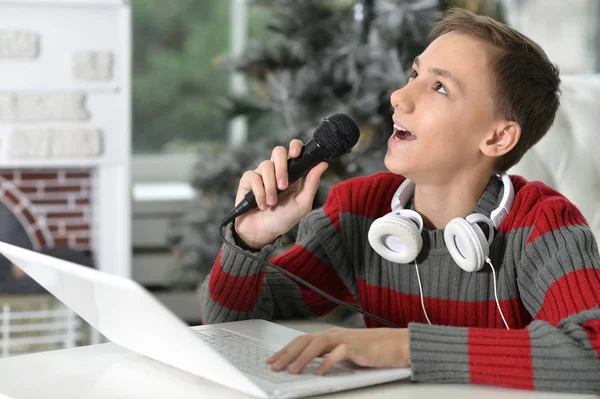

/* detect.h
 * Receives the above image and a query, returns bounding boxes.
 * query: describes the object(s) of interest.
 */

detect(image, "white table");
[0,320,595,399]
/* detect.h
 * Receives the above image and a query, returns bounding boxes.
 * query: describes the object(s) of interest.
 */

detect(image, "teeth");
[394,124,406,132]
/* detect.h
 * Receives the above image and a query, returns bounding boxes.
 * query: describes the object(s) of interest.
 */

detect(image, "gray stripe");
[408,322,470,384]
[529,310,600,392]
[266,268,316,319]
[518,225,600,317]
[296,208,358,299]
[219,222,282,277]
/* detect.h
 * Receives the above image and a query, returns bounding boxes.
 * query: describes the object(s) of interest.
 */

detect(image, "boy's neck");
[413,171,494,230]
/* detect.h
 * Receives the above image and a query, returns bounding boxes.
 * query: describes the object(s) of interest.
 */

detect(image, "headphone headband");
[490,173,515,229]
[391,178,415,211]
[391,173,514,229]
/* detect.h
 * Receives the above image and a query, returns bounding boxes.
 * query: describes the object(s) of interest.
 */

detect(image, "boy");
[200,8,600,393]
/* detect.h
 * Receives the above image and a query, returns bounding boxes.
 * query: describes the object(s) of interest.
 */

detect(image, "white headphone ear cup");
[444,218,489,272]
[368,214,423,264]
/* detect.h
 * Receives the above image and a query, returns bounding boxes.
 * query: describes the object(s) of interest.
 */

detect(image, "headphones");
[368,173,515,272]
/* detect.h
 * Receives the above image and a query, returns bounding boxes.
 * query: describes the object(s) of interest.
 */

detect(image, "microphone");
[220,113,360,226]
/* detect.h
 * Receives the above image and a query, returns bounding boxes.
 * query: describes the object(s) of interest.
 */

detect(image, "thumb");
[295,162,328,207]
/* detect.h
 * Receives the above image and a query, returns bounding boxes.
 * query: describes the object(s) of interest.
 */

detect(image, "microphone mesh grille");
[313,114,360,158]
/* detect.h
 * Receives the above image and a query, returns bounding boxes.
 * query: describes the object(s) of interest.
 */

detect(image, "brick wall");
[0,169,92,250]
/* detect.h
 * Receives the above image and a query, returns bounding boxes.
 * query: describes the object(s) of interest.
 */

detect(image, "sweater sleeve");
[408,197,600,394]
[201,186,357,325]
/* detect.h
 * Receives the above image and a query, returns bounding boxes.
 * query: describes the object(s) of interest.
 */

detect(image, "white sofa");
[509,74,600,239]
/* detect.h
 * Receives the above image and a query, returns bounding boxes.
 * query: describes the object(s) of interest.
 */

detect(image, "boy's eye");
[435,82,448,95]
[407,70,448,95]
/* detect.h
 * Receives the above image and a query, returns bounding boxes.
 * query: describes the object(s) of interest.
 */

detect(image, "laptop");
[0,241,411,398]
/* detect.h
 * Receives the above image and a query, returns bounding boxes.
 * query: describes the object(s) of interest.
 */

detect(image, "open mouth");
[393,124,417,141]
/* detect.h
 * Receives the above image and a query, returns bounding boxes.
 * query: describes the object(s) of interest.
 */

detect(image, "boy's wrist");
[232,229,263,251]
[232,227,278,251]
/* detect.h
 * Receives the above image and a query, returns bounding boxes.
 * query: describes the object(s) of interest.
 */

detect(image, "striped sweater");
[201,172,600,393]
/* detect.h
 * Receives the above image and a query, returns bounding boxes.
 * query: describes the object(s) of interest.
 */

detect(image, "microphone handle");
[220,139,329,226]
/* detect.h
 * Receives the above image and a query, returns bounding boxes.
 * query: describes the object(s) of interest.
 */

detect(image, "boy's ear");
[480,121,521,157]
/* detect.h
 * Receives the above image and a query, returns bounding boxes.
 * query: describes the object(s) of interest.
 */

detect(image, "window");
[132,0,230,155]
[131,0,272,184]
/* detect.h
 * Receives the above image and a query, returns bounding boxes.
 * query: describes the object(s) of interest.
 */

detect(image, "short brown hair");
[431,8,561,172]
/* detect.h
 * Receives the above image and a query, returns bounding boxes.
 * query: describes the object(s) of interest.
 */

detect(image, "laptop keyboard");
[194,328,356,384]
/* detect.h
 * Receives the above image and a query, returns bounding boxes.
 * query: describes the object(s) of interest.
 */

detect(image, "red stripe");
[582,319,600,359]
[535,269,600,326]
[468,328,534,389]
[332,172,404,220]
[526,199,588,244]
[323,195,341,230]
[498,178,587,238]
[356,280,531,329]
[272,244,354,316]
[208,250,265,312]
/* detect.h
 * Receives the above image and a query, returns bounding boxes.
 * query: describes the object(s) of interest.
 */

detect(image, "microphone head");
[314,113,360,158]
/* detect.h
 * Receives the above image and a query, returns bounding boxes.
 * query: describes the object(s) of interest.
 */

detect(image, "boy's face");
[385,31,498,183]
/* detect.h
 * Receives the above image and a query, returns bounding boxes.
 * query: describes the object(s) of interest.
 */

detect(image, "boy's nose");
[390,87,415,114]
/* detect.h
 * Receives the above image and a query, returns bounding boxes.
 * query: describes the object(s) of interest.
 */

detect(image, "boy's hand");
[267,327,410,375]
[234,139,328,249]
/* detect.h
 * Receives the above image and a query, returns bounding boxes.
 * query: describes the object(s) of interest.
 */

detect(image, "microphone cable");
[219,223,399,329]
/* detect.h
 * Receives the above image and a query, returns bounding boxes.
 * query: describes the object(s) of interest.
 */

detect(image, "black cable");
[219,224,399,329]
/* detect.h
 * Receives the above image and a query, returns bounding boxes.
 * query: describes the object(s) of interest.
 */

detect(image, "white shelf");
[133,182,196,203]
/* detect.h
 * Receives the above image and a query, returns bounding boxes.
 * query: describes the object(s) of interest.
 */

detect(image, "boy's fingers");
[271,146,289,190]
[238,170,267,210]
[295,162,328,207]
[288,338,330,374]
[316,344,348,375]
[289,139,303,158]
[269,336,311,371]
[256,160,278,206]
